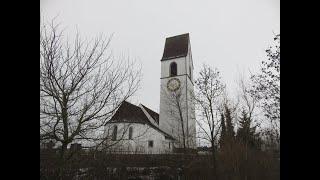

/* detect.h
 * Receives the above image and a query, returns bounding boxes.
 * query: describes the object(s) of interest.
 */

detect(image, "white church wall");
[104,122,172,154]
[186,42,194,82]
[159,76,197,148]
[186,79,196,148]
[159,76,188,141]
[183,76,196,148]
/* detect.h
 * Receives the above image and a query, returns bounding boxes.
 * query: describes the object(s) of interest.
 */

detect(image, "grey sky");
[40,0,280,112]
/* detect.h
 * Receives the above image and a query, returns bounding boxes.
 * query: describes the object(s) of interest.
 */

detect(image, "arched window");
[112,125,117,141]
[129,127,133,140]
[170,62,177,76]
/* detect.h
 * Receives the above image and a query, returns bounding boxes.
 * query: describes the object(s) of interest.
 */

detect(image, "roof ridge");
[122,100,137,106]
[166,33,189,39]
[141,104,158,115]
[140,104,159,125]
[139,104,158,125]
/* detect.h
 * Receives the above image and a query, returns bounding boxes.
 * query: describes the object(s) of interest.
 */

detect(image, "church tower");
[159,33,196,149]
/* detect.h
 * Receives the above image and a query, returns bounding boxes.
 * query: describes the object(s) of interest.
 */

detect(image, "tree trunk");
[57,143,68,179]
[177,102,186,153]
[211,141,218,179]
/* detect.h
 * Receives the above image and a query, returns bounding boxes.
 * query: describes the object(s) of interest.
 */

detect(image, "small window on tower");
[170,62,177,76]
[189,66,192,78]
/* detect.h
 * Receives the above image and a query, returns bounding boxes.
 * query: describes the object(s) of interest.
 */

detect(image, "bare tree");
[40,19,141,162]
[237,73,259,123]
[193,64,226,177]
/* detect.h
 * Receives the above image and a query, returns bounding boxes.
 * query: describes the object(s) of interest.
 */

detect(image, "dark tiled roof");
[161,33,190,61]
[109,101,149,123]
[107,101,175,140]
[141,104,159,124]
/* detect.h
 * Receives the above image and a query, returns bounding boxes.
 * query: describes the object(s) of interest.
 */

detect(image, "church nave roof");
[107,101,174,140]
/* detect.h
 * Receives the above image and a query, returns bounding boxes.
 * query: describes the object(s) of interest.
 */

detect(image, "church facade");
[104,33,196,153]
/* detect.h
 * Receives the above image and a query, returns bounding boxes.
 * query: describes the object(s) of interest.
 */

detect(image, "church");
[104,33,196,154]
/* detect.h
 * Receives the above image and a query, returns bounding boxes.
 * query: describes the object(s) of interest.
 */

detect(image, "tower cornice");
[160,74,194,85]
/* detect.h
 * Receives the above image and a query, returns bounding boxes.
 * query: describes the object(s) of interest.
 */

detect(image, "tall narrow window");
[170,62,177,76]
[112,125,117,141]
[129,127,133,140]
[189,66,192,79]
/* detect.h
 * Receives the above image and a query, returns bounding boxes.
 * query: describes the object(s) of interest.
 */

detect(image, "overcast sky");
[40,0,280,112]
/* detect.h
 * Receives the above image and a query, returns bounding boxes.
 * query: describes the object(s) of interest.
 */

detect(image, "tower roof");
[161,33,189,61]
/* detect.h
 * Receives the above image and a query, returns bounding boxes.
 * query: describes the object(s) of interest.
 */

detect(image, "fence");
[40,149,279,180]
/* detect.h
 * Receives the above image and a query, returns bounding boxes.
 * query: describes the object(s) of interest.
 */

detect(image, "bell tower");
[159,33,196,149]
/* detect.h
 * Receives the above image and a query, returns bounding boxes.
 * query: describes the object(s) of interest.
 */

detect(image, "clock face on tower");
[167,78,181,92]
